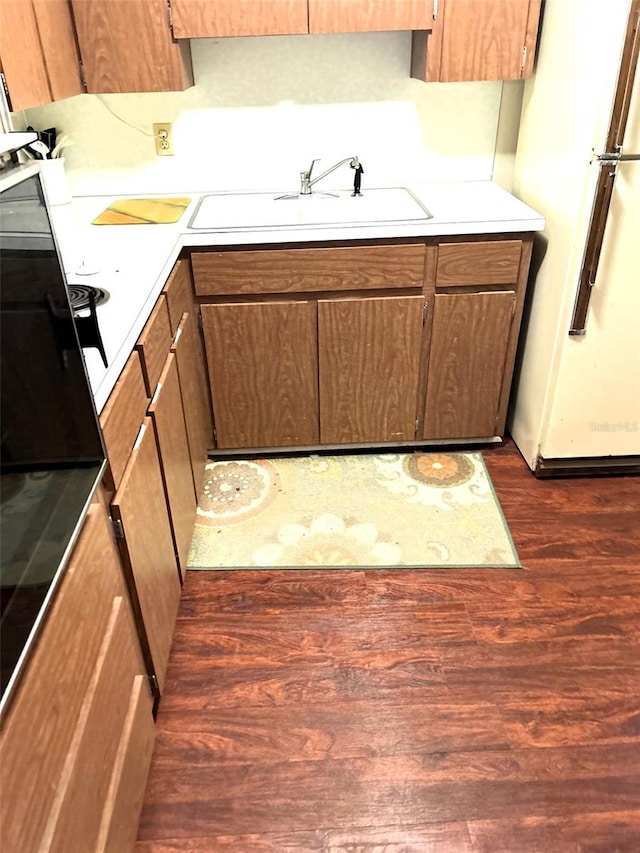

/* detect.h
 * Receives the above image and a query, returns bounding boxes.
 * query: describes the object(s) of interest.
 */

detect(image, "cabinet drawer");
[47,595,150,852]
[163,259,193,334]
[435,240,522,288]
[100,352,149,489]
[192,244,426,296]
[97,675,155,853]
[135,295,172,395]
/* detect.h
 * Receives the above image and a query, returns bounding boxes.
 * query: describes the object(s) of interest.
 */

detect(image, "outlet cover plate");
[153,122,174,156]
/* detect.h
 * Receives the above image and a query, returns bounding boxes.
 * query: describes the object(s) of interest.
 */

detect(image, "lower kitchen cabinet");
[111,416,181,694]
[193,234,532,451]
[202,300,320,449]
[0,497,155,853]
[423,290,516,438]
[318,295,424,443]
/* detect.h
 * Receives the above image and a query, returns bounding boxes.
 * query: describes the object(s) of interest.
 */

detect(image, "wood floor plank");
[159,656,448,712]
[150,694,510,767]
[467,594,640,643]
[137,745,640,839]
[467,810,640,852]
[135,820,475,851]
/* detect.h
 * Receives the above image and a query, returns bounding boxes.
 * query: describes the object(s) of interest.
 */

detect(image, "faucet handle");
[307,158,320,179]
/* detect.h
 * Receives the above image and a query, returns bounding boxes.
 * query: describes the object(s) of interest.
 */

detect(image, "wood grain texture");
[0,0,52,110]
[135,440,640,849]
[309,0,433,33]
[435,240,522,288]
[171,0,308,37]
[423,291,515,438]
[136,295,173,397]
[100,352,150,489]
[112,417,181,692]
[32,0,83,101]
[98,675,156,853]
[71,0,193,93]
[440,0,533,82]
[192,245,425,296]
[318,295,424,443]
[149,354,197,580]
[201,301,319,449]
[172,313,213,494]
[0,503,135,852]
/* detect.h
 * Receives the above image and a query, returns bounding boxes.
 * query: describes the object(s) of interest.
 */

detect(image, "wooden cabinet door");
[201,301,319,449]
[171,0,308,37]
[71,0,193,93]
[412,0,542,82]
[0,0,83,110]
[309,0,433,33]
[149,353,197,581]
[318,295,424,444]
[423,291,515,439]
[111,417,181,692]
[172,312,212,495]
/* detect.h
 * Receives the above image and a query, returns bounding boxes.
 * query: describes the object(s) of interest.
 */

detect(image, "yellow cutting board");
[92,197,191,225]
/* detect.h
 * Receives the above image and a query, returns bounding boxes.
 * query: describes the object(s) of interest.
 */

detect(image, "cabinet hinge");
[0,72,11,107]
[212,424,217,441]
[198,310,203,331]
[521,44,528,74]
[423,301,429,324]
[111,515,125,540]
[512,296,517,317]
[148,672,160,695]
[415,417,420,437]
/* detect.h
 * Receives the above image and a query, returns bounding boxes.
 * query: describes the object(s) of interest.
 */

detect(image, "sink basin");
[188,187,432,231]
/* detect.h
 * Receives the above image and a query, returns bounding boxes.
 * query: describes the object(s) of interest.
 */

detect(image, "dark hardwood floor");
[135,441,640,852]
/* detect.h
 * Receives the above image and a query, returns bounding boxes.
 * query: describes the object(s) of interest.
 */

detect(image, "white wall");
[16,32,506,195]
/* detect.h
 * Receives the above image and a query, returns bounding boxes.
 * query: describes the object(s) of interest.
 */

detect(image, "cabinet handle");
[433,0,439,20]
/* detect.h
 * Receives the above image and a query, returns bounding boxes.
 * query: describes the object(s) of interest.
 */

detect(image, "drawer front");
[97,675,155,853]
[163,259,193,334]
[0,502,131,852]
[135,295,173,395]
[48,595,150,852]
[100,352,149,489]
[192,244,426,296]
[435,240,522,288]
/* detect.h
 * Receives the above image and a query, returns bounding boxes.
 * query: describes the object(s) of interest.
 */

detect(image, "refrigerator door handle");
[569,164,618,335]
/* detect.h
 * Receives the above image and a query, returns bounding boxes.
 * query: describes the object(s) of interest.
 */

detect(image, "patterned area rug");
[188,451,521,570]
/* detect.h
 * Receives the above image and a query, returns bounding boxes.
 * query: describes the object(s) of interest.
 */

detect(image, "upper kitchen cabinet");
[170,0,309,38]
[309,0,433,33]
[411,0,542,82]
[0,0,83,110]
[71,0,193,93]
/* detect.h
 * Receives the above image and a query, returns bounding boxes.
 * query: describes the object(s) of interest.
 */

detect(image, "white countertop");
[48,180,544,414]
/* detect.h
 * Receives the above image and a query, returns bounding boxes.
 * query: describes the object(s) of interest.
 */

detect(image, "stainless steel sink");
[188,187,432,231]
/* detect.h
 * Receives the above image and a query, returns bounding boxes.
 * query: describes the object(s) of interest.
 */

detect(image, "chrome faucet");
[299,156,364,195]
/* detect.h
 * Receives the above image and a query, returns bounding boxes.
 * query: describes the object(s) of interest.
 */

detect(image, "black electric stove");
[0,164,106,713]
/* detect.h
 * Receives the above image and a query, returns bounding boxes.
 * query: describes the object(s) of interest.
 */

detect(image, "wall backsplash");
[17,32,507,196]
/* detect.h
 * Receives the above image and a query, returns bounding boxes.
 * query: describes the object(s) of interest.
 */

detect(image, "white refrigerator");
[508,0,640,474]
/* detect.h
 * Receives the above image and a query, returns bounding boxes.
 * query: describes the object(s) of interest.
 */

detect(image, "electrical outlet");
[153,122,174,156]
